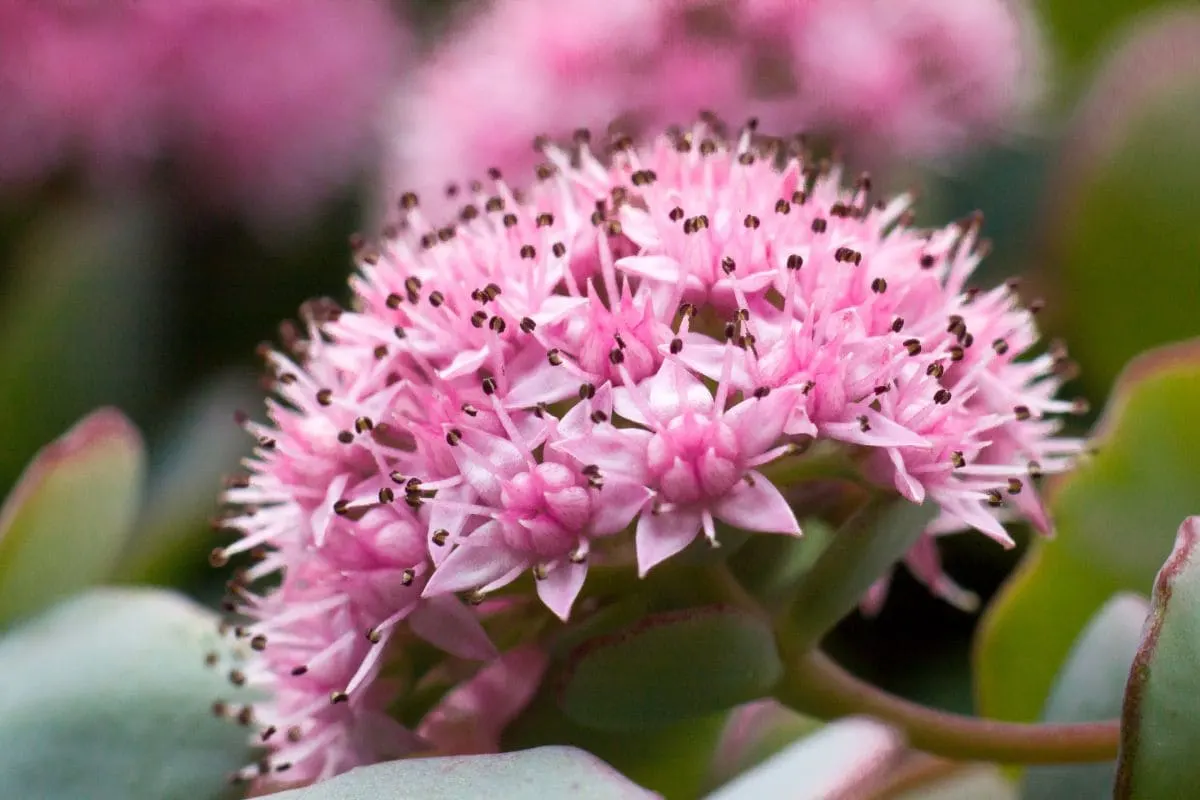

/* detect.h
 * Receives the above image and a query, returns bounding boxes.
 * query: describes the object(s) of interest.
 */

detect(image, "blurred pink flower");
[0,0,408,226]
[388,0,1041,214]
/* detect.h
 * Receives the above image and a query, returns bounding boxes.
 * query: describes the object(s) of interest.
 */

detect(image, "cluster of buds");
[212,119,1083,788]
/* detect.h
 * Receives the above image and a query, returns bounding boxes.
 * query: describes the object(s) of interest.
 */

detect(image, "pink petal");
[536,560,588,621]
[859,576,892,618]
[555,382,613,441]
[651,359,713,418]
[672,335,736,382]
[452,432,525,504]
[589,475,653,536]
[552,427,651,480]
[310,473,349,547]
[419,644,549,755]
[784,406,819,437]
[904,535,980,613]
[616,254,681,282]
[618,205,662,247]
[438,347,489,380]
[887,447,926,504]
[504,347,578,408]
[529,295,589,326]
[422,541,528,597]
[427,484,476,565]
[409,595,497,660]
[725,387,801,456]
[936,494,1014,546]
[636,507,703,576]
[616,359,711,425]
[712,473,802,535]
[822,409,931,449]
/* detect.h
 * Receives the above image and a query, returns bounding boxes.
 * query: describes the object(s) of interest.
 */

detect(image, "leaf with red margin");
[975,339,1200,723]
[1115,518,1200,799]
[0,409,145,627]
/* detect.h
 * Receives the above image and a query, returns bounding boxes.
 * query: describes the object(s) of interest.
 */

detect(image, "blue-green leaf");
[268,747,658,799]
[1023,593,1148,798]
[0,588,256,800]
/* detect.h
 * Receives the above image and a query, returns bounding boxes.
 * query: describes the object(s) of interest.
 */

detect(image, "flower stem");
[776,651,1119,764]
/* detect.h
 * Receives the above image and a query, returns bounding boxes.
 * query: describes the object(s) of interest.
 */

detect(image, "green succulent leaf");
[0,196,167,492]
[704,717,901,800]
[1115,518,1200,798]
[117,372,257,586]
[267,746,659,799]
[0,409,145,627]
[1023,593,1149,798]
[1040,9,1200,397]
[0,587,256,800]
[975,340,1200,723]
[783,497,938,651]
[559,606,782,732]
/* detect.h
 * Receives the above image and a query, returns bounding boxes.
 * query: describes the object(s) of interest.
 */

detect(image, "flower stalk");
[776,650,1120,764]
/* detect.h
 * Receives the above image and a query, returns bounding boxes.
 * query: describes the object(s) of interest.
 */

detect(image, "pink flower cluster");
[0,0,406,224]
[217,121,1080,786]
[390,0,1038,213]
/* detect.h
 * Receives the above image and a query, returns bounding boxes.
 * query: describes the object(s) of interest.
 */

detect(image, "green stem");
[777,651,1120,765]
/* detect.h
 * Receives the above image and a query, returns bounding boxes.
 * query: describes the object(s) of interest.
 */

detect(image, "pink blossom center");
[646,413,741,505]
[498,462,592,556]
[569,296,659,382]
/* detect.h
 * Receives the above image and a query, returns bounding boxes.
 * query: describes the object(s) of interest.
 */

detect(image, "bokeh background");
[0,0,1197,743]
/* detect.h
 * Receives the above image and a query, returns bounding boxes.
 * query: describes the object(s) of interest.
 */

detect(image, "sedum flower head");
[215,120,1082,787]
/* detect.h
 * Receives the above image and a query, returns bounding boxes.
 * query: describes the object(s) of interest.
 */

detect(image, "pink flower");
[219,119,1079,787]
[555,365,802,575]
[387,0,1039,211]
[0,0,407,226]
